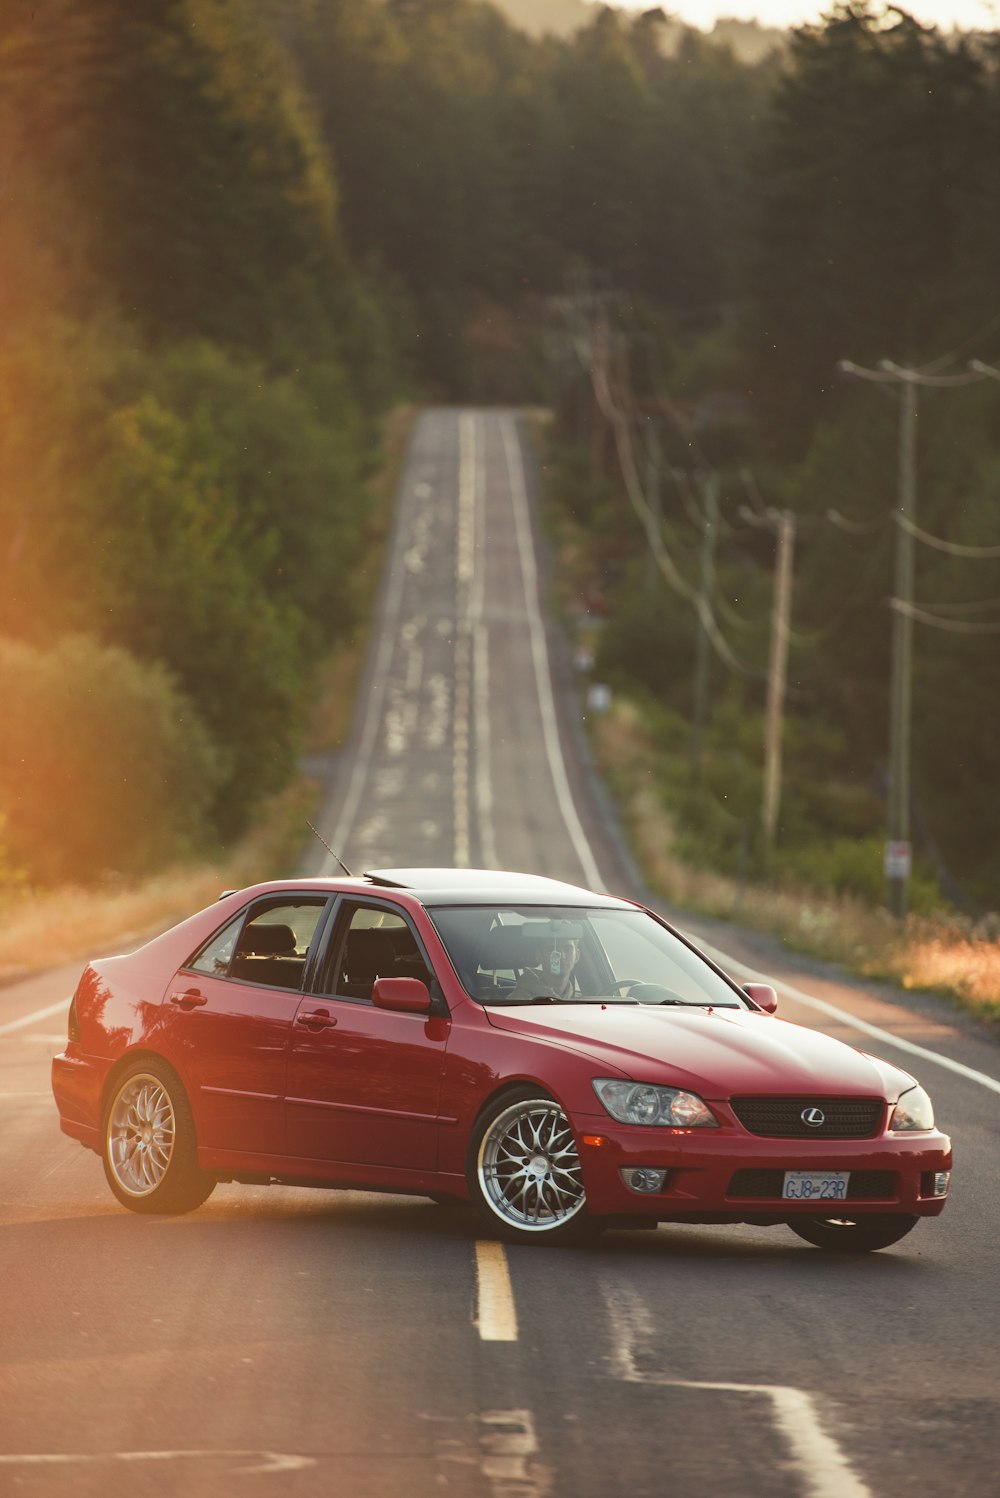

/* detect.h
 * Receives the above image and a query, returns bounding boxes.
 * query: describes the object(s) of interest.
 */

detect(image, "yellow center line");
[474,1240,518,1342]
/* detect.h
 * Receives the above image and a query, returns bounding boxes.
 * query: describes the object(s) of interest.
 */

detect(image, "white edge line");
[0,1452,315,1473]
[500,414,603,891]
[677,1381,872,1498]
[473,621,498,869]
[0,999,68,1037]
[698,936,1000,1097]
[325,423,429,867]
[474,1239,519,1342]
[603,1282,872,1498]
[469,415,499,870]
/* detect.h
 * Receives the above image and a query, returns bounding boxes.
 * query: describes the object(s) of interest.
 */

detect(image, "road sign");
[884,841,912,879]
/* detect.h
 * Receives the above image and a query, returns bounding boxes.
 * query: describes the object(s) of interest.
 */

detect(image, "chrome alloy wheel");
[107,1073,176,1197]
[477,1097,586,1232]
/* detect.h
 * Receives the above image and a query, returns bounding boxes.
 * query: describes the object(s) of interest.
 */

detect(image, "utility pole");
[762,509,795,853]
[590,309,610,479]
[888,377,917,920]
[838,358,983,918]
[645,417,662,591]
[691,473,719,782]
[741,500,796,851]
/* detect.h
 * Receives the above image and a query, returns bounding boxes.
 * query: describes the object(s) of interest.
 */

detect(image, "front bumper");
[574,1111,953,1222]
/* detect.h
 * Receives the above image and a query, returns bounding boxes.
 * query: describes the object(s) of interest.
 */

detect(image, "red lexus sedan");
[52,868,952,1251]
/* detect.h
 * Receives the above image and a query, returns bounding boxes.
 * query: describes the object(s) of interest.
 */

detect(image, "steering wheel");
[609,979,689,1005]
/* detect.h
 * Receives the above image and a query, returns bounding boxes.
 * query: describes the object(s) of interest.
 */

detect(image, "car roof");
[361,868,634,909]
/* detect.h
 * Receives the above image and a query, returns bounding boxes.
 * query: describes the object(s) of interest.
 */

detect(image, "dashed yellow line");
[474,1240,519,1342]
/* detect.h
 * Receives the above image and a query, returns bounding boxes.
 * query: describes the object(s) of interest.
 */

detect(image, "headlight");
[592,1079,718,1127]
[889,1084,935,1131]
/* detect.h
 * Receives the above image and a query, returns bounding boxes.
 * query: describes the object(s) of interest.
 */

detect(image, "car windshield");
[428,905,745,1008]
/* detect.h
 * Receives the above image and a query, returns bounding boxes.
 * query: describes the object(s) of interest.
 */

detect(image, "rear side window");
[188,900,328,991]
[189,914,243,977]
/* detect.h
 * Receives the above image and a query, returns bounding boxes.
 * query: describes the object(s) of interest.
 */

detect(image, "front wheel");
[788,1213,919,1253]
[102,1059,215,1215]
[468,1090,598,1244]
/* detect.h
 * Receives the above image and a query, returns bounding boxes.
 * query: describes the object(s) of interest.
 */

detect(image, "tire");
[467,1089,598,1244]
[788,1213,920,1253]
[102,1059,215,1215]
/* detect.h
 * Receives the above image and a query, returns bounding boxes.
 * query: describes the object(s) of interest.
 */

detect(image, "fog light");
[932,1170,950,1197]
[621,1167,667,1193]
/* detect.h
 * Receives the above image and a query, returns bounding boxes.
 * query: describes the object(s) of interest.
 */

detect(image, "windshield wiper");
[638,998,741,1008]
[493,995,642,1007]
[477,994,559,1006]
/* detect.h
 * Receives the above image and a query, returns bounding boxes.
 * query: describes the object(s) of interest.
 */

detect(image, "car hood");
[484,1004,914,1099]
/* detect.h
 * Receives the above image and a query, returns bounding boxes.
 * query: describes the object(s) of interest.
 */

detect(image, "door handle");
[295,1009,338,1030]
[170,988,207,1009]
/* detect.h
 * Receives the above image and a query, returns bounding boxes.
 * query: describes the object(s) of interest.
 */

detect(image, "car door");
[286,900,451,1170]
[159,896,332,1157]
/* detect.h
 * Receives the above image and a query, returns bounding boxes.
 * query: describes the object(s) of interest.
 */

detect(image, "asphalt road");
[2,408,998,1497]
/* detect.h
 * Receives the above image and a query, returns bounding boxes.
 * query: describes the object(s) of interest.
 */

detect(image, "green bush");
[0,634,222,883]
[764,835,939,913]
[0,320,372,837]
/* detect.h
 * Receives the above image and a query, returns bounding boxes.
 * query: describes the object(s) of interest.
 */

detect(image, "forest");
[1,0,998,912]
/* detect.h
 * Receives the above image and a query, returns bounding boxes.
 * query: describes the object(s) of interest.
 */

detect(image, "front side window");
[428,905,744,1008]
[320,903,433,1003]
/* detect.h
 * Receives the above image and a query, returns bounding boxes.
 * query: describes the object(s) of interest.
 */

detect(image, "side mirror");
[372,976,432,1013]
[744,982,778,1014]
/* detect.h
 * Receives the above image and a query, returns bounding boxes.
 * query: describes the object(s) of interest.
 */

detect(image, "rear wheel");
[788,1213,919,1253]
[468,1089,598,1244]
[102,1059,215,1215]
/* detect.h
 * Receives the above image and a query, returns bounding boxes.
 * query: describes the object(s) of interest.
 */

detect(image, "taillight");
[68,994,80,1043]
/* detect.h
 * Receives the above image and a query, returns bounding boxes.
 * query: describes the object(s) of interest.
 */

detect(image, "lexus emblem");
[801,1106,826,1128]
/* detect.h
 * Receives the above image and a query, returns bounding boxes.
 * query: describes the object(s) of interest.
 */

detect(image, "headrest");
[477,925,540,969]
[240,922,296,955]
[477,922,584,970]
[346,927,402,954]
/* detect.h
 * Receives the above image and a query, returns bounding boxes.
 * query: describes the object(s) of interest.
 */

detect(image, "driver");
[510,935,582,1000]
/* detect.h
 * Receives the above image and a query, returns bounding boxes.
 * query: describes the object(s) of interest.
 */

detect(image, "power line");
[907,595,1000,614]
[890,599,1000,635]
[898,515,1000,558]
[785,530,892,648]
[839,359,985,389]
[577,323,763,680]
[713,589,760,635]
[826,507,889,537]
[911,309,1000,374]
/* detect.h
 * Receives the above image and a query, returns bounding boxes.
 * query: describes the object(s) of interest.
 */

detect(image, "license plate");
[782,1170,850,1202]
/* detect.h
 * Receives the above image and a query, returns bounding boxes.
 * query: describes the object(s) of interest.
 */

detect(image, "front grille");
[730,1097,884,1139]
[728,1169,896,1201]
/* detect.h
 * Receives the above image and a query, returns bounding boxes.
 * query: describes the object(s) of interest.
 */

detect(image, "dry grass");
[0,868,243,980]
[898,926,1000,1010]
[593,702,1000,1026]
[0,778,322,982]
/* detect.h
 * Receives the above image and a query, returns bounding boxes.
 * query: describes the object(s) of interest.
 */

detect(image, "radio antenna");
[306,821,353,876]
